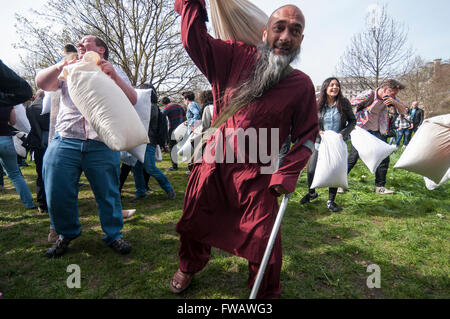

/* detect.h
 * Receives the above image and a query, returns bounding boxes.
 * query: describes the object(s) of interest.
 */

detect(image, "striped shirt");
[55,65,131,141]
[162,103,185,130]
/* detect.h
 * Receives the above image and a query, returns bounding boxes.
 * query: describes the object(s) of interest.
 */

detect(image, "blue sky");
[1,0,449,86]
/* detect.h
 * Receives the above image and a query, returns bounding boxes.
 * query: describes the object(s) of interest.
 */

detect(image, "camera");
[383,95,394,108]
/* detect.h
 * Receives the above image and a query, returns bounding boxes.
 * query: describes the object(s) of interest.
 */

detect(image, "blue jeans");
[0,137,35,208]
[43,134,123,244]
[395,129,410,146]
[132,144,173,196]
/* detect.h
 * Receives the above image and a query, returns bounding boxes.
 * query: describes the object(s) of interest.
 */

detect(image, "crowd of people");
[0,1,433,299]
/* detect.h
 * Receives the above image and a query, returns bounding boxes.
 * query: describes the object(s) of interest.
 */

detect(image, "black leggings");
[119,163,150,192]
[306,149,338,202]
[347,130,390,187]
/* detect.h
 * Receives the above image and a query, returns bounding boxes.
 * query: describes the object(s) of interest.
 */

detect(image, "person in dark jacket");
[24,90,50,213]
[300,77,356,212]
[408,101,424,134]
[0,60,33,108]
[130,84,175,202]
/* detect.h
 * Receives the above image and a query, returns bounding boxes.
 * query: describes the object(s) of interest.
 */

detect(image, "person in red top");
[161,97,186,170]
[170,1,318,298]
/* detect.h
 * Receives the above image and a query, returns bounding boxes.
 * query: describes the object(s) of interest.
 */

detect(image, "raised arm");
[174,0,234,85]
[35,59,73,92]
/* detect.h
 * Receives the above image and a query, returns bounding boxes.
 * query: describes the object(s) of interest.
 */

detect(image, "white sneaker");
[122,209,136,219]
[375,187,394,194]
[337,187,345,194]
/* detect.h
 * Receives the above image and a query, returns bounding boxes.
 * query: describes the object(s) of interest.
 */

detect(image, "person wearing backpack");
[130,84,175,202]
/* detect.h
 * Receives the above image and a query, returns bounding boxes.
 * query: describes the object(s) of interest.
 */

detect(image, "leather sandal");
[170,268,193,294]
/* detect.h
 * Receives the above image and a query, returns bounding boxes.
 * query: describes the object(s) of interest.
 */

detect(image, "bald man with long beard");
[170,1,318,298]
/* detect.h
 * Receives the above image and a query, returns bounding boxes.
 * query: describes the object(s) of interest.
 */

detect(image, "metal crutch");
[249,134,304,299]
[249,191,292,299]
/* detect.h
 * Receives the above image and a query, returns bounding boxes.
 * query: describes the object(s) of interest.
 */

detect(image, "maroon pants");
[178,234,282,299]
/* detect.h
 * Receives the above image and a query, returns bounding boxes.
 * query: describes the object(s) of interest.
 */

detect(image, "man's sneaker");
[109,238,131,255]
[337,187,345,194]
[375,187,394,194]
[131,195,146,203]
[46,237,70,258]
[300,192,318,205]
[168,167,178,171]
[327,201,340,212]
[168,190,176,200]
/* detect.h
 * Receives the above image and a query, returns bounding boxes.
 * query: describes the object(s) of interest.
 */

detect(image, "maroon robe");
[174,0,318,270]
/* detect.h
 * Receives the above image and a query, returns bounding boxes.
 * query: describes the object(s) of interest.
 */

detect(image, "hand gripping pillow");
[311,130,349,189]
[424,167,449,190]
[210,0,269,46]
[13,104,31,134]
[58,51,149,151]
[350,126,397,174]
[395,114,450,184]
[124,88,152,163]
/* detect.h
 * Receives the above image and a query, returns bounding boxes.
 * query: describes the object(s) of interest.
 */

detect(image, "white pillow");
[395,114,450,183]
[172,121,188,142]
[155,145,162,162]
[311,131,348,189]
[58,51,149,151]
[210,0,269,46]
[41,91,53,115]
[125,88,152,163]
[424,167,450,190]
[13,132,27,158]
[350,126,397,174]
[13,104,31,134]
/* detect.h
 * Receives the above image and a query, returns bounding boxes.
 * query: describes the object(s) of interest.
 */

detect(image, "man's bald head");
[268,5,305,30]
[263,4,305,56]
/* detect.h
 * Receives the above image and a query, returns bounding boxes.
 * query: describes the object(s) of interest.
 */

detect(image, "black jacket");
[0,60,33,108]
[317,98,356,143]
[24,97,50,150]
[411,108,424,128]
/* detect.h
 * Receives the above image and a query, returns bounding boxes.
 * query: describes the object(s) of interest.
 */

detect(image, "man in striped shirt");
[162,97,186,170]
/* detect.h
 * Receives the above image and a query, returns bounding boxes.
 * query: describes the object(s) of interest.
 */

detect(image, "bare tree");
[13,0,209,96]
[399,57,450,117]
[337,4,412,90]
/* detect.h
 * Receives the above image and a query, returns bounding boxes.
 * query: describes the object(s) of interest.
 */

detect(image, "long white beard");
[228,41,301,109]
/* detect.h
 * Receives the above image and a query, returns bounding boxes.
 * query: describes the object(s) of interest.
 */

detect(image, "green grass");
[0,149,449,299]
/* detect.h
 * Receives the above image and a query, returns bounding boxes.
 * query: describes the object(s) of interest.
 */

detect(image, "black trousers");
[34,147,47,209]
[347,130,390,187]
[306,149,338,202]
[168,128,178,169]
[119,163,150,193]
